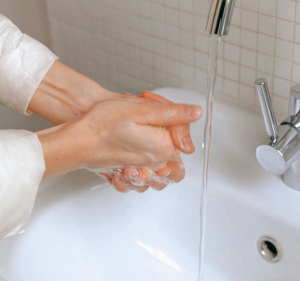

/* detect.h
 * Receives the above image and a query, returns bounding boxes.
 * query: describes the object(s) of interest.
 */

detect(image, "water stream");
[198,34,221,281]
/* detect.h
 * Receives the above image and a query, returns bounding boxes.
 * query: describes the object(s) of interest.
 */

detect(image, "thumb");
[138,103,203,126]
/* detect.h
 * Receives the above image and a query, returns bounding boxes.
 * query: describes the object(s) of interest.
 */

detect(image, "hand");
[37,98,202,180]
[99,91,194,193]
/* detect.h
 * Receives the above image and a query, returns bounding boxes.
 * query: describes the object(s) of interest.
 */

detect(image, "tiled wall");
[46,0,300,119]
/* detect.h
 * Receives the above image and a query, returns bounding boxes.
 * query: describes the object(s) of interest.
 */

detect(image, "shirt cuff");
[0,14,59,115]
[0,130,45,239]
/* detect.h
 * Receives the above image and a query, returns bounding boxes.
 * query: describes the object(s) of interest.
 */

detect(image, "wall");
[0,0,51,47]
[45,0,300,120]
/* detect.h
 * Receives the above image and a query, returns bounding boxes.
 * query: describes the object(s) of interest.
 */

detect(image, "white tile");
[277,0,296,22]
[275,39,293,61]
[179,0,193,13]
[276,19,295,41]
[166,25,180,43]
[273,95,289,118]
[241,30,257,50]
[292,63,300,82]
[195,51,208,68]
[225,26,241,45]
[165,0,178,8]
[241,49,257,69]
[166,43,180,61]
[180,46,194,65]
[295,24,300,44]
[296,3,300,24]
[224,80,239,98]
[259,0,276,16]
[242,10,258,31]
[180,30,194,48]
[195,68,207,86]
[273,77,291,98]
[274,58,292,80]
[195,0,211,17]
[152,21,166,39]
[180,11,194,30]
[258,34,275,55]
[195,15,207,34]
[224,43,240,63]
[231,7,241,26]
[242,0,259,11]
[181,64,195,82]
[165,7,179,26]
[224,61,240,81]
[294,44,300,64]
[257,53,274,74]
[258,14,276,36]
[240,67,256,86]
[240,84,256,104]
[151,3,165,22]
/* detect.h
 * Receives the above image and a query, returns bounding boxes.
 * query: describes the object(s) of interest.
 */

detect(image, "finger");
[151,183,167,191]
[137,103,202,127]
[148,180,167,190]
[122,167,165,190]
[134,185,150,193]
[169,125,195,154]
[112,173,129,193]
[157,160,185,183]
[141,91,171,104]
[141,91,195,154]
[122,167,154,185]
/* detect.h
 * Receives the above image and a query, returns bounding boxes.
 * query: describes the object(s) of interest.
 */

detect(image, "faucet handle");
[255,78,278,140]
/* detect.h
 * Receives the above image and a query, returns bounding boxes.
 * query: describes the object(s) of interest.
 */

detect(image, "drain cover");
[257,236,282,263]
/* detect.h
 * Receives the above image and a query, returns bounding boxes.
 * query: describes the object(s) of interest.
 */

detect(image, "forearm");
[28,61,119,125]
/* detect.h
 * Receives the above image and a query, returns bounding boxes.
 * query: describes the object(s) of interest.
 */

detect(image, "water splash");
[198,34,221,281]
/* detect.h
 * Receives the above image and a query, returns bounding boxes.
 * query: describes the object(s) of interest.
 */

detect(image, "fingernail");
[182,136,195,151]
[187,105,202,120]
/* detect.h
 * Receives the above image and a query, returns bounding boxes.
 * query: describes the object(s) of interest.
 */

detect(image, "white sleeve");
[0,14,56,238]
[0,13,58,115]
[0,130,45,239]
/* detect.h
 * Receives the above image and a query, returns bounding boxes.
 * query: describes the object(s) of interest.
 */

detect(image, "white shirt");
[0,14,58,239]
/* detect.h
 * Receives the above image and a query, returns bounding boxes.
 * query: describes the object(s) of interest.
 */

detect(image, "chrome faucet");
[255,78,300,191]
[206,0,236,36]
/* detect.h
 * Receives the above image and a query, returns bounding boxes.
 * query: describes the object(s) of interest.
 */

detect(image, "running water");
[198,34,221,281]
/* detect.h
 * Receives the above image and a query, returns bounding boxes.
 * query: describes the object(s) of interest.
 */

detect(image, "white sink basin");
[0,88,299,281]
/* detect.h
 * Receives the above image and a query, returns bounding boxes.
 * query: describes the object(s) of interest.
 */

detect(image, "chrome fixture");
[255,78,300,191]
[257,236,282,263]
[206,0,236,36]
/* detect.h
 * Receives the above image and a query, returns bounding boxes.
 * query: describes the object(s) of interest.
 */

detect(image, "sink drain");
[257,237,282,263]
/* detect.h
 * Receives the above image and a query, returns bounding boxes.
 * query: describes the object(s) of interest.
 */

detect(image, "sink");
[0,88,299,281]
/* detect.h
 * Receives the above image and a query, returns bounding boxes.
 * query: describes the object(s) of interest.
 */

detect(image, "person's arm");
[28,61,196,154]
[28,61,119,125]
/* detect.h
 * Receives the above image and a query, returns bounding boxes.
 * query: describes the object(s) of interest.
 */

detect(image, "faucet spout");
[206,0,236,36]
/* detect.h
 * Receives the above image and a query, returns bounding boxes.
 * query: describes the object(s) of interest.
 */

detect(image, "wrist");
[28,61,120,125]
[36,120,89,179]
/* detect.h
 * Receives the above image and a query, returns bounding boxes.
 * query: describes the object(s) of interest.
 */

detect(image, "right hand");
[37,98,202,181]
[100,91,197,192]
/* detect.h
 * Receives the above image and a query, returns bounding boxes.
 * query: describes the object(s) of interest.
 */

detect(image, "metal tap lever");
[255,78,278,141]
[255,78,300,190]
